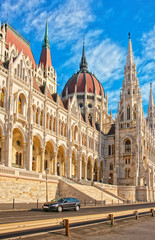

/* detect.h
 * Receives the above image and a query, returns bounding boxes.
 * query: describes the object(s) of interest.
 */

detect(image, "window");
[1,89,4,107]
[110,163,113,170]
[15,152,22,166]
[36,109,39,124]
[32,157,36,171]
[128,89,130,95]
[40,110,43,126]
[49,116,52,130]
[79,103,83,108]
[108,145,111,155]
[125,140,131,153]
[88,103,92,108]
[112,145,115,155]
[127,106,130,120]
[121,112,124,121]
[18,96,22,114]
[44,160,48,170]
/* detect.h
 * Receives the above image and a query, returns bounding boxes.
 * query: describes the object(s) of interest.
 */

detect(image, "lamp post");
[101,176,104,205]
[46,168,49,202]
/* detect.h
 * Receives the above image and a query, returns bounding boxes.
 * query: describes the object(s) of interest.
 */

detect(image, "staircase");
[59,177,124,205]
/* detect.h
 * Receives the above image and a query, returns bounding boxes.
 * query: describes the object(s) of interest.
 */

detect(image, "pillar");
[84,161,87,180]
[90,164,93,181]
[6,128,12,167]
[41,148,45,173]
[67,150,72,178]
[1,135,6,165]
[23,142,27,169]
[97,167,99,182]
[53,152,57,175]
[27,137,33,171]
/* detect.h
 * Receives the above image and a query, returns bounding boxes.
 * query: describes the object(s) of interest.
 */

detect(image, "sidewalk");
[0,202,44,211]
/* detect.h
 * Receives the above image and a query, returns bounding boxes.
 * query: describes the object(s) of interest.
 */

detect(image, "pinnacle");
[149,82,154,107]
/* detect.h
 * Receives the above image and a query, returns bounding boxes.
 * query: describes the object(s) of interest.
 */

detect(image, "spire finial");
[128,32,131,39]
[79,36,88,71]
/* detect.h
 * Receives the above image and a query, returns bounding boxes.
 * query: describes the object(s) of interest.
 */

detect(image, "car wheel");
[75,205,80,211]
[58,206,63,212]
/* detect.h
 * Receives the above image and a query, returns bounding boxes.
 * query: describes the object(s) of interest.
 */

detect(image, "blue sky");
[1,0,155,117]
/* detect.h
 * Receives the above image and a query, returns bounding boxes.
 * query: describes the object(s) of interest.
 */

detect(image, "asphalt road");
[0,202,155,224]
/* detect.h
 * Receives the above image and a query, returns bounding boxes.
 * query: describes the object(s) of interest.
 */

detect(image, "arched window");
[127,106,130,120]
[125,140,131,153]
[53,118,56,132]
[49,116,52,130]
[108,145,111,155]
[16,152,22,166]
[61,123,63,135]
[36,108,39,124]
[1,89,4,107]
[46,114,48,129]
[110,163,113,170]
[64,125,66,137]
[32,157,36,171]
[18,96,22,114]
[40,110,43,126]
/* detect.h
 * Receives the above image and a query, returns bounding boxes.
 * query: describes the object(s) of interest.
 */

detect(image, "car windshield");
[51,198,59,202]
[58,198,66,203]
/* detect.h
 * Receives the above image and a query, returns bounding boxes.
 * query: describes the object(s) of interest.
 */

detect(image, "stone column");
[40,148,45,173]
[53,152,57,175]
[90,164,93,181]
[97,167,100,182]
[1,135,6,165]
[84,161,87,180]
[27,137,33,171]
[77,154,82,180]
[6,128,13,167]
[23,142,27,169]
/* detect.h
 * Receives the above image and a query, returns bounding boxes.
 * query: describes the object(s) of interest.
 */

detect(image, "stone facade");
[0,21,155,202]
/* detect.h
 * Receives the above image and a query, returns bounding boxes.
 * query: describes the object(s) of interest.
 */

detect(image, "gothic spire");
[149,82,154,107]
[39,19,52,68]
[126,33,135,67]
[42,18,50,48]
[80,37,88,71]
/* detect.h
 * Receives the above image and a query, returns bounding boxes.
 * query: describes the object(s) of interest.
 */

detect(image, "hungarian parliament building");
[0,20,155,202]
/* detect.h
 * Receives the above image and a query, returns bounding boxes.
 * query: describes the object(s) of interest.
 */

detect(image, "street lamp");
[46,168,49,202]
[101,176,104,205]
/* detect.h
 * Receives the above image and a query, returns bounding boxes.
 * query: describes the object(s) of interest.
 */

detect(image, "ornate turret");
[39,19,52,69]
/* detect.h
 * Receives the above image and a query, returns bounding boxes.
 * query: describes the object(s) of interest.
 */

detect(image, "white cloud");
[87,39,125,85]
[141,26,155,61]
[23,0,94,46]
[1,0,45,19]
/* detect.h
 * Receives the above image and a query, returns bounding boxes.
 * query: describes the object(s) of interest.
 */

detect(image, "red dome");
[62,71,104,97]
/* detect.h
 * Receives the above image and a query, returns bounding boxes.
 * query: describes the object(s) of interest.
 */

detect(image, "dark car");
[42,197,80,212]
